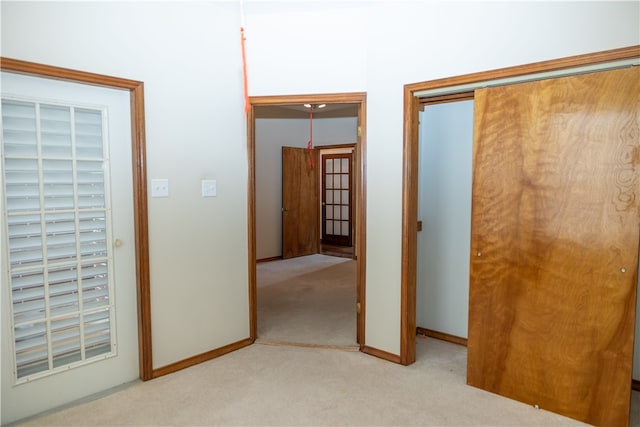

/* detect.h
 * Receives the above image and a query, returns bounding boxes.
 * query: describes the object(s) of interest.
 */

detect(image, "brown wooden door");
[322,153,353,246]
[467,67,639,427]
[282,146,319,259]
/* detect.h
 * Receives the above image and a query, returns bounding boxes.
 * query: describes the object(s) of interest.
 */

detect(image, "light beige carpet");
[18,338,638,426]
[12,254,639,426]
[257,254,357,347]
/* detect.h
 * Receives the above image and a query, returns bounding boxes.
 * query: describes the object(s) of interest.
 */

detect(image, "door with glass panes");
[1,72,138,424]
[322,153,352,247]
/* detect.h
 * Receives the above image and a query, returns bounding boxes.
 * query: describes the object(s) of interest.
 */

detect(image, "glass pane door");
[322,153,352,246]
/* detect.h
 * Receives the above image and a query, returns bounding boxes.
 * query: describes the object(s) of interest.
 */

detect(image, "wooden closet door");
[467,66,639,427]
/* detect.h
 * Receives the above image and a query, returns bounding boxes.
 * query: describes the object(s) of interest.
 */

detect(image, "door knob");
[114,239,123,248]
[282,208,289,212]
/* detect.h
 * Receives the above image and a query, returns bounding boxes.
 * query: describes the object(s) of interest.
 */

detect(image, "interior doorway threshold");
[254,338,359,352]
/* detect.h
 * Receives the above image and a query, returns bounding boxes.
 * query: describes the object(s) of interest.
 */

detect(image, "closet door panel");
[467,66,639,427]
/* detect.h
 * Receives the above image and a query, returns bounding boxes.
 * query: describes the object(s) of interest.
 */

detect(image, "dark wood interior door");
[467,66,639,427]
[282,146,319,259]
[322,153,353,246]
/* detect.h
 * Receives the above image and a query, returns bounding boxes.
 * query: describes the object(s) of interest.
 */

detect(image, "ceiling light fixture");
[303,103,327,110]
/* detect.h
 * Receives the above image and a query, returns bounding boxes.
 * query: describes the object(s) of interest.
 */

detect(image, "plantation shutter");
[2,99,115,381]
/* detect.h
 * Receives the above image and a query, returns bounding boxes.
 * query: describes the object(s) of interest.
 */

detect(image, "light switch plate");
[151,179,169,197]
[201,179,217,197]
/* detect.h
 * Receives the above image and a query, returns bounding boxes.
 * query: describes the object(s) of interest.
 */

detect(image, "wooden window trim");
[0,57,154,381]
[400,45,640,366]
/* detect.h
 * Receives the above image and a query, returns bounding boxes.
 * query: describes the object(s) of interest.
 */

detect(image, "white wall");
[256,117,357,259]
[417,101,474,338]
[1,1,251,374]
[357,0,638,354]
[1,1,638,420]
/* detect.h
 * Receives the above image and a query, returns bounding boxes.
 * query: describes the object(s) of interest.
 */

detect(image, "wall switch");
[151,179,169,197]
[201,179,217,197]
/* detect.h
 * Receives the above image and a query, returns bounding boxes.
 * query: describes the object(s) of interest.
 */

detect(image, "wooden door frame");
[319,144,357,259]
[0,57,153,380]
[400,45,640,366]
[321,150,354,247]
[247,92,367,347]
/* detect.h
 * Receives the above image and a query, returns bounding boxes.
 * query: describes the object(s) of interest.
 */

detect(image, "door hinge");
[357,126,362,137]
[356,302,361,315]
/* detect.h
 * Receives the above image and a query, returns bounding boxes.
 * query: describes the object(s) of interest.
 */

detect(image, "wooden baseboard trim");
[151,337,253,379]
[257,256,282,263]
[361,345,401,364]
[633,379,640,392]
[416,327,467,347]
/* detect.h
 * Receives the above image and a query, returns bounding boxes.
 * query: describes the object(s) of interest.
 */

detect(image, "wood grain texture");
[467,67,639,427]
[130,82,154,381]
[401,46,639,372]
[250,92,367,106]
[281,146,319,259]
[247,105,258,341]
[362,345,402,364]
[400,89,420,365]
[355,100,367,349]
[405,46,640,94]
[0,57,143,88]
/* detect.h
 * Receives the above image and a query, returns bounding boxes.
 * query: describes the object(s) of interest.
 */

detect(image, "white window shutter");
[2,99,115,381]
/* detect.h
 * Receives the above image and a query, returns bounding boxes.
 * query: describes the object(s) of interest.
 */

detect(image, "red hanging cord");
[307,108,314,168]
[240,27,250,114]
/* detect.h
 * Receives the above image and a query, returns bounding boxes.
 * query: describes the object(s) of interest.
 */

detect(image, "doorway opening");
[320,146,355,260]
[401,46,640,426]
[247,93,366,349]
[401,45,640,366]
[415,98,474,348]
